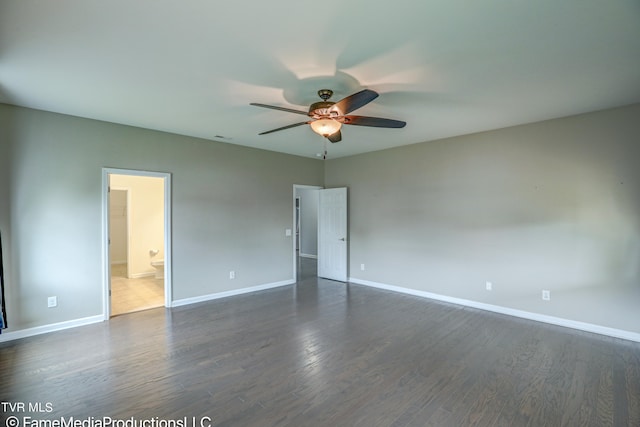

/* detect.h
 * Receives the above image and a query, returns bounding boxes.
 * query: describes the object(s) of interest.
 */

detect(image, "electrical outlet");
[486,281,492,291]
[542,290,551,301]
[360,264,365,271]
[229,270,235,279]
[47,296,57,308]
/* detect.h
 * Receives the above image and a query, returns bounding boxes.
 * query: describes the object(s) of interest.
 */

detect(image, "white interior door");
[318,187,347,282]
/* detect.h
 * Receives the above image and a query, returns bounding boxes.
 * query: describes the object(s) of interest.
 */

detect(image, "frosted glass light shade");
[310,119,342,137]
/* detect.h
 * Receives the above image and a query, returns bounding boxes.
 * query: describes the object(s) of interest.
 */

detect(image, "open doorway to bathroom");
[103,169,172,318]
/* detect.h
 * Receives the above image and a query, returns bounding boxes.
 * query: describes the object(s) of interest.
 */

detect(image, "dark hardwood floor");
[2,261,639,426]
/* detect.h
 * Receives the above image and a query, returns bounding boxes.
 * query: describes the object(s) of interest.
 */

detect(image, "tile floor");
[110,264,164,316]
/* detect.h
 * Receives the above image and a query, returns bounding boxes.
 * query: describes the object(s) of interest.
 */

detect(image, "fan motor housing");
[308,101,336,118]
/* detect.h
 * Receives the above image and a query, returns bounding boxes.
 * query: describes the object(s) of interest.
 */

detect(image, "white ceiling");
[1,1,639,159]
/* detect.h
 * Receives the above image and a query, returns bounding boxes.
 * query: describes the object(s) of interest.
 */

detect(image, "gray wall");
[325,103,640,334]
[0,104,323,331]
[0,107,10,328]
[2,101,640,337]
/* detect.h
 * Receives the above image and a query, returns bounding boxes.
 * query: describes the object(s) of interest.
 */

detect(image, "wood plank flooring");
[1,265,639,426]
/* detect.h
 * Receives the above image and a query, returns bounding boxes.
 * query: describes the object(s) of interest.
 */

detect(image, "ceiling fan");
[250,89,406,143]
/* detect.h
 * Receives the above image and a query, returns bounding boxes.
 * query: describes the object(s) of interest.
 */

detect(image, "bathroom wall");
[109,174,164,277]
[0,103,323,333]
[108,189,127,264]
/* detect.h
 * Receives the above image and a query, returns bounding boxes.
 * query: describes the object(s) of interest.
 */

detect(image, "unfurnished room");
[1,1,639,426]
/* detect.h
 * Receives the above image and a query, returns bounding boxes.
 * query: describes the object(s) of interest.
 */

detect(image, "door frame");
[292,184,322,280]
[102,168,172,319]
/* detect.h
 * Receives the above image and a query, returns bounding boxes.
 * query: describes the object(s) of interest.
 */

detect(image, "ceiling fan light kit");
[309,118,342,137]
[251,88,406,144]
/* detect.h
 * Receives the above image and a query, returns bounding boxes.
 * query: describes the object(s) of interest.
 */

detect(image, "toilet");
[150,259,164,279]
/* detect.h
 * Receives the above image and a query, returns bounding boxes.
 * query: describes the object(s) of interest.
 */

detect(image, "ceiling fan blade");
[250,103,309,115]
[332,89,379,114]
[327,130,342,143]
[343,115,406,128]
[258,121,310,135]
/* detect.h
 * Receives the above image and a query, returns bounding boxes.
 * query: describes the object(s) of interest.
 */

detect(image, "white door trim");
[292,184,322,280]
[102,168,173,319]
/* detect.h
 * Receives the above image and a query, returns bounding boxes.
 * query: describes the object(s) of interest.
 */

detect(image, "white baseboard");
[348,277,640,343]
[129,271,155,279]
[0,280,296,342]
[8,278,635,344]
[171,279,296,308]
[299,253,317,259]
[0,315,104,343]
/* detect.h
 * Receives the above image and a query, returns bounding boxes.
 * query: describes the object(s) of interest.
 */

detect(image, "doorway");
[102,168,172,318]
[293,185,349,282]
[293,185,321,281]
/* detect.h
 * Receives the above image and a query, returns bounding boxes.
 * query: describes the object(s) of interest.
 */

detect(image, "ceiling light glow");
[309,119,341,137]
